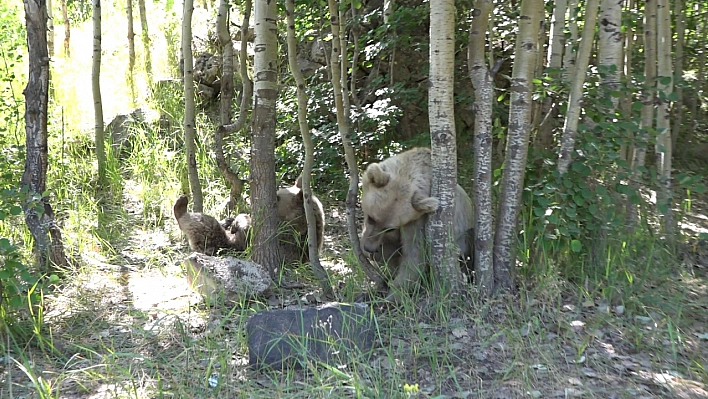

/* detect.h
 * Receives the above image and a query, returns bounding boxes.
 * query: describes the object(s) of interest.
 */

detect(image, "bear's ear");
[412,191,439,213]
[364,163,390,187]
[295,174,303,189]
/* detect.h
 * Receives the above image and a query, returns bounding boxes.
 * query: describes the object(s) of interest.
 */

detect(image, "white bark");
[468,0,494,297]
[92,0,106,184]
[558,0,600,174]
[547,0,567,69]
[493,0,543,292]
[562,0,580,79]
[47,0,54,57]
[428,0,460,293]
[598,0,623,110]
[655,0,673,233]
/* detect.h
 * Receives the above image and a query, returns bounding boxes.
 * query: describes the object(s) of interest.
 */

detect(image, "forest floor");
[3,184,708,398]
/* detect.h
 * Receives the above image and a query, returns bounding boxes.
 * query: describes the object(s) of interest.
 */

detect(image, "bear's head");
[276,185,305,227]
[360,162,438,254]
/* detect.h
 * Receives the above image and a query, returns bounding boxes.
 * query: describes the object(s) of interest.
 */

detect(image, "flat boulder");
[247,302,376,369]
[184,253,271,302]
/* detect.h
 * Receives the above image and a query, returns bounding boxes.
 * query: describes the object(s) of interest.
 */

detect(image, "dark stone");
[247,302,376,369]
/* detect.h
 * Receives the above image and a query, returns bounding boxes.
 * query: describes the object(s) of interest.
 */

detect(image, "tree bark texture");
[468,0,494,297]
[127,0,136,104]
[598,0,623,111]
[215,0,248,211]
[655,0,673,235]
[327,0,383,288]
[251,0,281,276]
[536,0,566,149]
[562,0,580,80]
[92,0,106,184]
[286,0,333,296]
[670,0,684,150]
[428,0,461,295]
[557,0,599,174]
[619,0,635,160]
[46,0,54,57]
[627,0,657,229]
[493,0,543,293]
[182,0,203,212]
[61,0,69,56]
[22,0,68,270]
[137,0,152,77]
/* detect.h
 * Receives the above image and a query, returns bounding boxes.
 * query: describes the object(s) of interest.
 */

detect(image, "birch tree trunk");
[562,0,580,80]
[670,0,684,150]
[251,0,281,276]
[619,0,635,160]
[215,0,249,211]
[655,0,673,236]
[536,0,566,148]
[137,0,152,77]
[627,0,657,228]
[286,0,333,296]
[92,0,106,185]
[22,0,68,270]
[182,0,203,212]
[47,0,54,57]
[127,0,136,105]
[428,0,461,295]
[327,0,384,288]
[468,0,494,297]
[558,0,600,174]
[61,0,69,56]
[598,0,623,111]
[493,0,543,292]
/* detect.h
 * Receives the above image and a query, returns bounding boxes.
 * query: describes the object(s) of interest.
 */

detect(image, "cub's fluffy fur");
[173,195,247,255]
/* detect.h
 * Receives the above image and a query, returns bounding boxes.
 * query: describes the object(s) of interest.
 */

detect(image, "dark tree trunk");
[22,0,68,270]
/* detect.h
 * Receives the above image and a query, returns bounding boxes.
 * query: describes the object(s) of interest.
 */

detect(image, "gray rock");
[184,253,271,302]
[247,302,376,369]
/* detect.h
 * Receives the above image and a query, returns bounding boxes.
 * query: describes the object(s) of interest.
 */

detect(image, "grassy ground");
[2,2,708,398]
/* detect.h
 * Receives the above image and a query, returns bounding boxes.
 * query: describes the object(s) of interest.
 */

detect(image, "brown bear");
[359,147,474,300]
[220,213,252,252]
[173,195,248,255]
[276,177,326,263]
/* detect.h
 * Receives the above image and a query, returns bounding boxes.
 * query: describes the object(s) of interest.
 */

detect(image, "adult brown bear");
[359,147,474,300]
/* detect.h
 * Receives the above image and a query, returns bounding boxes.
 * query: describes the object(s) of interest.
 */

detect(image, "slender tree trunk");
[215,0,248,211]
[628,0,657,228]
[286,0,333,296]
[22,0,68,270]
[536,0,566,149]
[427,0,460,295]
[670,0,684,150]
[61,0,69,56]
[47,0,54,57]
[655,0,673,236]
[127,0,136,105]
[468,0,494,297]
[327,0,383,287]
[562,0,580,80]
[92,0,106,185]
[493,0,543,292]
[558,0,600,174]
[619,0,635,160]
[251,0,281,275]
[182,0,203,212]
[137,0,152,78]
[598,0,623,111]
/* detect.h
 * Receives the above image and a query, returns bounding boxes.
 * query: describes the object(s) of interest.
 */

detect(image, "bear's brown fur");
[360,147,474,299]
[173,195,247,255]
[276,177,325,263]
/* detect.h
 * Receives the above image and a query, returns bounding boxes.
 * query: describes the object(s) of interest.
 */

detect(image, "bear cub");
[173,195,248,255]
[276,176,326,263]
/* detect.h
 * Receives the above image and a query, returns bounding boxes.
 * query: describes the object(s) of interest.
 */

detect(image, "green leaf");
[571,239,583,253]
[10,205,22,215]
[693,183,706,194]
[533,207,545,217]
